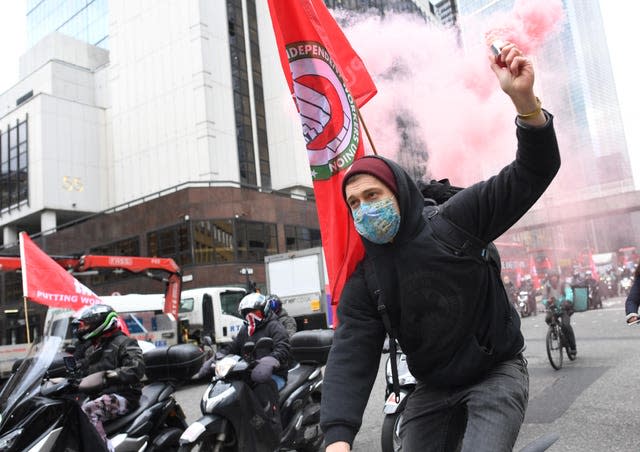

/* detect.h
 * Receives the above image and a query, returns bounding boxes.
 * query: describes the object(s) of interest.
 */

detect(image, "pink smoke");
[335,0,564,186]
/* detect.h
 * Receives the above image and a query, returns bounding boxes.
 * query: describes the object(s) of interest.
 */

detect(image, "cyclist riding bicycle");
[542,272,577,357]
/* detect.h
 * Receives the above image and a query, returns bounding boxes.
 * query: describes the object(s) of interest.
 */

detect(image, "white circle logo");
[286,41,360,180]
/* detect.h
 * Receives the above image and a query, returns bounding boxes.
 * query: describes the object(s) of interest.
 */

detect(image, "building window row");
[285,225,323,251]
[0,118,29,213]
[81,219,322,274]
[226,0,271,188]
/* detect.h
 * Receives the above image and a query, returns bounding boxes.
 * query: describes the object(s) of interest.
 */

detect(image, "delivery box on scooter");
[144,343,205,381]
[290,329,334,365]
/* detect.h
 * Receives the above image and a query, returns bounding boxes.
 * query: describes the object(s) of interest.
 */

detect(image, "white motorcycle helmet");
[238,292,269,319]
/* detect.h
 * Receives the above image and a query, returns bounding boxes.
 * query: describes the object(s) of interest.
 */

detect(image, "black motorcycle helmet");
[71,304,120,341]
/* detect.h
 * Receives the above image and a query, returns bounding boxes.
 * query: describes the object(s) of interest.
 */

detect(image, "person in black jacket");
[321,41,560,452]
[72,304,145,452]
[197,292,292,441]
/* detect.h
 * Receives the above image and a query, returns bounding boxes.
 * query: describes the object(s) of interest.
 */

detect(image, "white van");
[179,286,246,345]
[43,294,179,348]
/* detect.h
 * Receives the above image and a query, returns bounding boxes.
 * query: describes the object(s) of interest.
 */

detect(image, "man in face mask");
[321,41,560,452]
[343,157,401,245]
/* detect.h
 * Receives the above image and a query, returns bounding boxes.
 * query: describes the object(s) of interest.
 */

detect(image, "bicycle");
[545,309,576,370]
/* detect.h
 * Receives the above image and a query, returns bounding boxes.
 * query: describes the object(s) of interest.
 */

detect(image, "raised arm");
[442,41,560,242]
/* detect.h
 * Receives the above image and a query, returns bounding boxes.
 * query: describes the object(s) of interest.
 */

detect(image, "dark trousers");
[399,355,529,452]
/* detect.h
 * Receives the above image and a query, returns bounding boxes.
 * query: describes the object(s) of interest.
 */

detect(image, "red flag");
[589,250,599,281]
[20,232,101,310]
[268,0,377,321]
[529,254,540,289]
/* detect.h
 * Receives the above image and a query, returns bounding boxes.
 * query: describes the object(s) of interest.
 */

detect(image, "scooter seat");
[279,364,316,406]
[103,381,168,435]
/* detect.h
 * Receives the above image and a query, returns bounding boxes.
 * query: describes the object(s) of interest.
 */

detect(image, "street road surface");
[175,296,637,451]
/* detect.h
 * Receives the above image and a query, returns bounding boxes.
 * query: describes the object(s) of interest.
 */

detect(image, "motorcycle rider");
[503,275,517,309]
[584,270,601,309]
[267,294,298,337]
[519,274,537,315]
[542,273,577,357]
[71,304,145,452]
[196,292,292,441]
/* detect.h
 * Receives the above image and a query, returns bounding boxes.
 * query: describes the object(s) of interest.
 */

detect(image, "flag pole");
[23,296,31,344]
[356,107,377,156]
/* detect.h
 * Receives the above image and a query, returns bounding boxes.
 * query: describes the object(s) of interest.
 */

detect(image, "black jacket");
[74,331,145,406]
[320,113,560,446]
[277,308,298,338]
[220,312,292,380]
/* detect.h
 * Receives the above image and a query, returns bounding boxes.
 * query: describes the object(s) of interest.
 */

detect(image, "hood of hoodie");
[344,155,426,254]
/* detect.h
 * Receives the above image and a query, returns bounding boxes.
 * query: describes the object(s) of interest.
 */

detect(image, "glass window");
[147,223,193,265]
[235,220,277,262]
[285,226,322,251]
[0,119,28,210]
[193,219,235,264]
[180,297,195,313]
[220,290,246,319]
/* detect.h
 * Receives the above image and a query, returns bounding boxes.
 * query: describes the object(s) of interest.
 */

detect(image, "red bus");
[495,241,529,286]
[528,247,573,277]
[618,246,638,268]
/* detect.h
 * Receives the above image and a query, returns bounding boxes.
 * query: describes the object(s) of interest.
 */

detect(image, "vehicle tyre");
[151,427,183,451]
[546,326,563,370]
[381,412,403,452]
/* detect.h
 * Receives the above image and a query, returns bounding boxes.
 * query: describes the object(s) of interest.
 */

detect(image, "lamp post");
[240,267,254,292]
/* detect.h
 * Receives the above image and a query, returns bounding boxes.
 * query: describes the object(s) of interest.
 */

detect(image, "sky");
[0,0,636,185]
[0,0,27,95]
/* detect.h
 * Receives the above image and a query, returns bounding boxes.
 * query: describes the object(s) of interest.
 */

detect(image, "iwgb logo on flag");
[20,232,102,309]
[287,41,361,180]
[268,0,377,314]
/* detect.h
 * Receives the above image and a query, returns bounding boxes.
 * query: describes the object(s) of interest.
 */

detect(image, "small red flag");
[268,0,377,319]
[19,232,102,310]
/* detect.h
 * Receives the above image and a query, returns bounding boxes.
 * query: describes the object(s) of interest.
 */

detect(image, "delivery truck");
[264,247,330,329]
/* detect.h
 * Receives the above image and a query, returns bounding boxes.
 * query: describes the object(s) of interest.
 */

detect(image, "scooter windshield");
[0,316,69,429]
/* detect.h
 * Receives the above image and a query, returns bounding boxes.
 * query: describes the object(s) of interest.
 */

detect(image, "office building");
[0,0,322,341]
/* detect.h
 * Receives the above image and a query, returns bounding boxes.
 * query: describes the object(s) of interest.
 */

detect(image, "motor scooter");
[517,290,531,317]
[0,317,195,452]
[178,329,332,452]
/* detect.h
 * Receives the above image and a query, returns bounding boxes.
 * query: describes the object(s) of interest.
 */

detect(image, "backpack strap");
[363,258,401,402]
[425,206,498,271]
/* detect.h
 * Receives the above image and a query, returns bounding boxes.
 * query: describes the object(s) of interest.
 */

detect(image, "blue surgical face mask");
[352,197,400,244]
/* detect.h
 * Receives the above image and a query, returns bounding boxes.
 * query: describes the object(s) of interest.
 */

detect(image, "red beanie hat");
[342,157,398,200]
